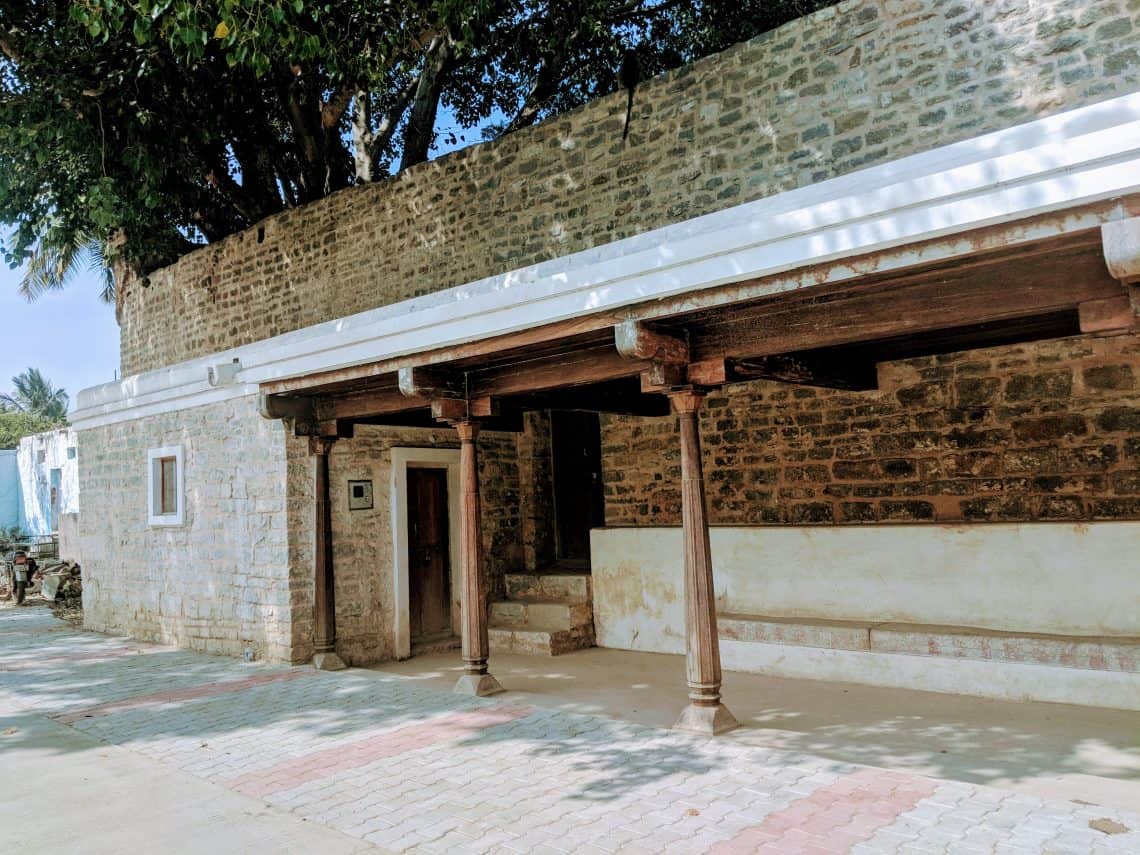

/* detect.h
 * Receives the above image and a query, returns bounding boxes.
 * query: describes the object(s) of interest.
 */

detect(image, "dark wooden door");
[407,467,451,641]
[551,411,606,564]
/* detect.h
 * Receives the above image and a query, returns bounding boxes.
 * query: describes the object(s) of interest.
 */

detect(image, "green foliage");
[1,1,837,289]
[1,368,69,424]
[0,411,58,450]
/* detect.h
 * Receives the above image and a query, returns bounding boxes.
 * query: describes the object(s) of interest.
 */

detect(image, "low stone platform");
[489,571,596,656]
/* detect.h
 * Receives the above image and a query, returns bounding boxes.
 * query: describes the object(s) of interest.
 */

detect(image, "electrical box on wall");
[348,480,373,510]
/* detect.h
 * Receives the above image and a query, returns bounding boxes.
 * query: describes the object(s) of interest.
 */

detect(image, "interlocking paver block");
[3,608,1140,854]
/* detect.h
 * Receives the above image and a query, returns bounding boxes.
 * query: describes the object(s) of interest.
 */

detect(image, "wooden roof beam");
[397,365,464,399]
[615,320,689,364]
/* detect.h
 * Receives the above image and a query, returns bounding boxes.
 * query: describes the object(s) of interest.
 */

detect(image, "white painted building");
[16,428,79,536]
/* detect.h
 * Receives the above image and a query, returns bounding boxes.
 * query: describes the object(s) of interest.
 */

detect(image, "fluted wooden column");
[311,436,346,671]
[669,390,738,734]
[453,420,503,696]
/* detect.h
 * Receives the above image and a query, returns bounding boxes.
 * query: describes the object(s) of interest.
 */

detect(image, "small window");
[67,446,76,460]
[147,446,184,526]
[36,450,46,464]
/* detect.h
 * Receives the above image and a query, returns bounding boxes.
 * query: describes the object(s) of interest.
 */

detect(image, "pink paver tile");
[53,668,316,723]
[227,703,536,798]
[708,768,938,855]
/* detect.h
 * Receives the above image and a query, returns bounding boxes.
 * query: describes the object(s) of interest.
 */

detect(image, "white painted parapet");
[591,523,1140,709]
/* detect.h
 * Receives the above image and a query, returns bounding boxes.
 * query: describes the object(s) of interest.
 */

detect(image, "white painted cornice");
[73,91,1140,430]
[1103,217,1140,283]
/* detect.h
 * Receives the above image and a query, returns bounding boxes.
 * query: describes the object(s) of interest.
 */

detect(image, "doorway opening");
[407,467,452,646]
[390,448,462,660]
[550,411,605,568]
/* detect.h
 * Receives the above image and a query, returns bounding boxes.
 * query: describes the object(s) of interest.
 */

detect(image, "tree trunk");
[401,36,452,170]
[351,91,374,183]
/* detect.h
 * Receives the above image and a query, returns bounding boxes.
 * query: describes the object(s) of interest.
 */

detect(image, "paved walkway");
[1,607,1137,854]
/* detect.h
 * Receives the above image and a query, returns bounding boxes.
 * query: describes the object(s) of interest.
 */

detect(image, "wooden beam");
[468,396,500,419]
[431,398,468,423]
[684,357,877,390]
[466,346,645,398]
[260,227,1108,398]
[732,356,878,391]
[640,362,687,392]
[1079,295,1136,334]
[397,365,463,398]
[615,320,689,364]
[322,390,429,420]
[689,247,1123,362]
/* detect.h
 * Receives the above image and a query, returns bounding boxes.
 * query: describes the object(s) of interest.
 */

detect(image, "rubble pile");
[40,562,83,623]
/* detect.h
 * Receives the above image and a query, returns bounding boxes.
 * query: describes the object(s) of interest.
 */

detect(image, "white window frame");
[147,445,185,526]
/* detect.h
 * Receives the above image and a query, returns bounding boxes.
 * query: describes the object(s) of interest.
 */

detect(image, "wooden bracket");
[639,361,688,392]
[296,417,354,440]
[615,320,689,364]
[258,392,315,421]
[431,398,469,423]
[398,365,464,399]
[468,396,501,419]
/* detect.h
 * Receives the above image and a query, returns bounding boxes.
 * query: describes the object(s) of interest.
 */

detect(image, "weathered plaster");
[591,523,1140,644]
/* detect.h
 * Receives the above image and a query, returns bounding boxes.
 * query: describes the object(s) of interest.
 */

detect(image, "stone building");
[73,0,1140,730]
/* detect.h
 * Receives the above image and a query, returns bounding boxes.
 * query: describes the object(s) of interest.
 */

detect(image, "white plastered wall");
[592,524,1140,709]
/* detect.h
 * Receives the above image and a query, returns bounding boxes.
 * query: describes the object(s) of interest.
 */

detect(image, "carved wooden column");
[453,420,503,696]
[669,389,738,734]
[311,436,346,671]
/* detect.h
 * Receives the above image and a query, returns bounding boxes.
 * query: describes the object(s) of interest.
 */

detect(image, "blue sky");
[0,104,491,415]
[0,265,121,412]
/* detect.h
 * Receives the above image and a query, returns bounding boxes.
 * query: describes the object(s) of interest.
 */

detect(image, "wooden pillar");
[453,420,504,696]
[669,390,738,734]
[311,436,346,671]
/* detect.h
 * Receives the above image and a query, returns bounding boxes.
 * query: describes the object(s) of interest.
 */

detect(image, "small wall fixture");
[207,357,242,387]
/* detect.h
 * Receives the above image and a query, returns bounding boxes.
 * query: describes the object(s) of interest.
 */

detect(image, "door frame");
[390,448,462,659]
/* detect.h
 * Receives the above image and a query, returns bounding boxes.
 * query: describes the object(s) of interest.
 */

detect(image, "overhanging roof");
[73,92,1140,430]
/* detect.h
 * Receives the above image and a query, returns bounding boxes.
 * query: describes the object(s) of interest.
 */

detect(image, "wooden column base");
[454,673,504,696]
[312,651,347,671]
[674,702,739,736]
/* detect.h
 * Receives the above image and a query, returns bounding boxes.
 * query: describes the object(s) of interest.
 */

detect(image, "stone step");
[718,613,1140,672]
[503,572,592,605]
[489,623,596,657]
[490,600,593,630]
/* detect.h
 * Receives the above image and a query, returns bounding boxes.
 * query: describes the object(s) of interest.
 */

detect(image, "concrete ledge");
[719,640,1140,711]
[717,614,1139,673]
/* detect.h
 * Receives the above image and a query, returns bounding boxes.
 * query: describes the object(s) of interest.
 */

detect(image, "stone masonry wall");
[602,332,1140,526]
[285,425,522,665]
[78,396,295,660]
[118,0,1140,375]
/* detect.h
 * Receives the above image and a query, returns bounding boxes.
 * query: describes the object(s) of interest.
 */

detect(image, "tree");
[0,1,837,292]
[1,368,69,424]
[0,410,57,450]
